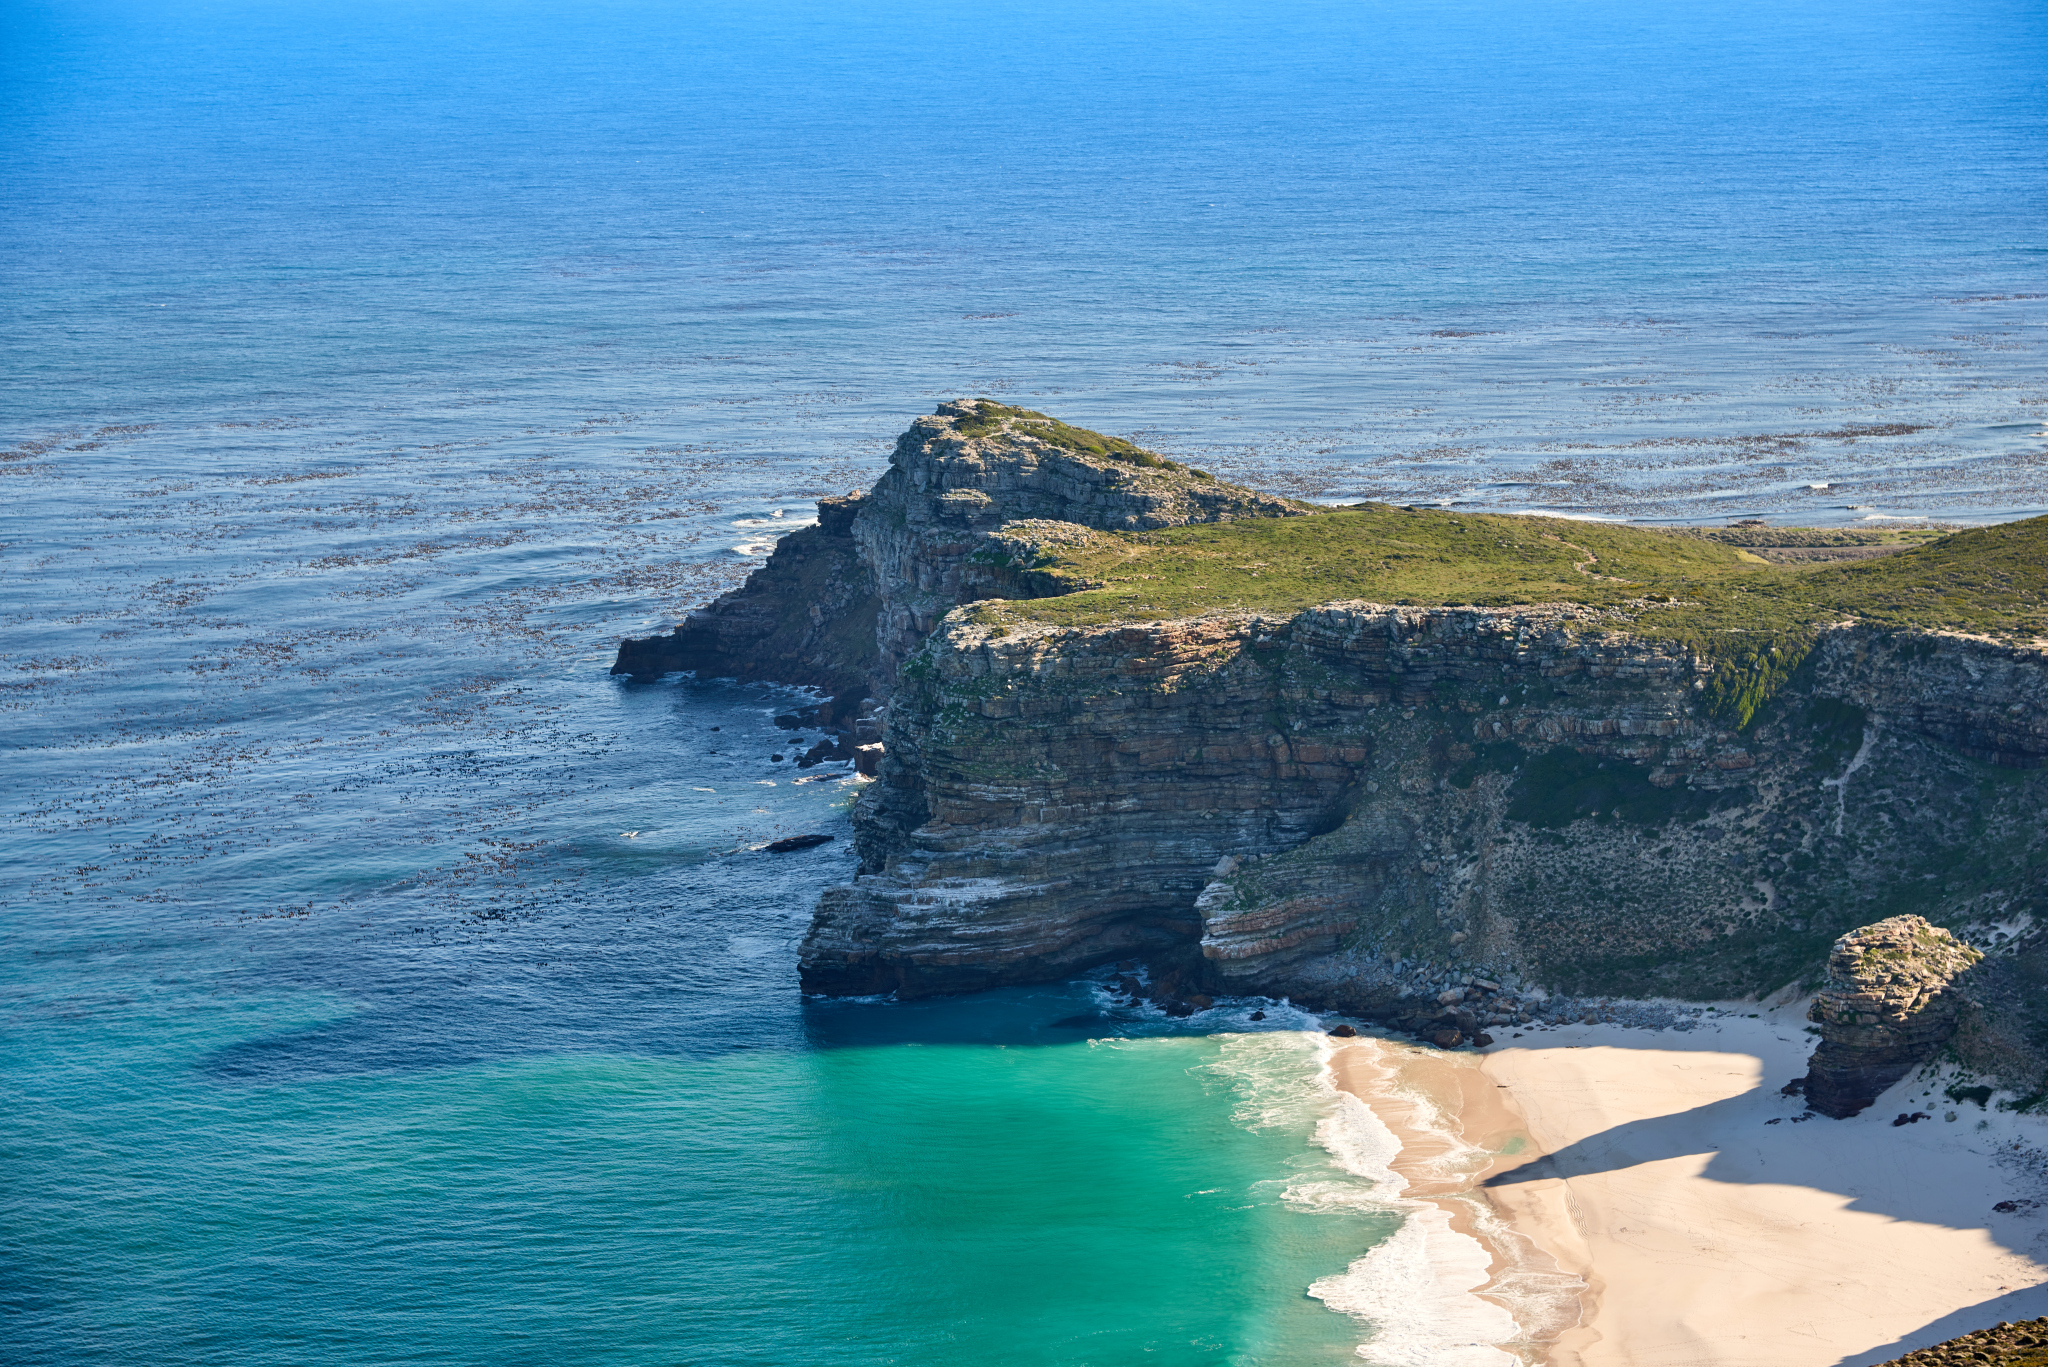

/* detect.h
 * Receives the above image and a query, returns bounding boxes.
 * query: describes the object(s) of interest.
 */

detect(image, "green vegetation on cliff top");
[956,401,1202,474]
[967,503,2048,726]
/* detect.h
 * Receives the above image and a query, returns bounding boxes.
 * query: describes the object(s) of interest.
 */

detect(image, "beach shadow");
[1833,1286,2048,1366]
[1480,1081,2048,1356]
[1483,1090,1754,1185]
[1484,1088,2034,1236]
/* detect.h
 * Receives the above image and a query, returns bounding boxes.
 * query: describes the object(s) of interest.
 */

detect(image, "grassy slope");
[1695,525,1944,548]
[966,504,2048,725]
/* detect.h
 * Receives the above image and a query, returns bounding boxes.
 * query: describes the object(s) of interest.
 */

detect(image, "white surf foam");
[1200,1030,1584,1363]
[1309,1201,1519,1367]
[1204,1030,1348,1134]
[1290,1036,1583,1366]
[1461,1196,1589,1347]
[1298,1065,1521,1366]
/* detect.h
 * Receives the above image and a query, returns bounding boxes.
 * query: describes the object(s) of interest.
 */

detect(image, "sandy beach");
[1327,998,2048,1367]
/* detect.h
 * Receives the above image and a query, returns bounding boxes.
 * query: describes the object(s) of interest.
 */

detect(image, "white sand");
[1331,997,2048,1367]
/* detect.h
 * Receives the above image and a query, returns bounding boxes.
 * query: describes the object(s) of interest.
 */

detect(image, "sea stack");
[1803,915,1982,1118]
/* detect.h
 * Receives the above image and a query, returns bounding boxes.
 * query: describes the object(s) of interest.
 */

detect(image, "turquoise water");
[4,0,2046,1361]
[8,965,1385,1364]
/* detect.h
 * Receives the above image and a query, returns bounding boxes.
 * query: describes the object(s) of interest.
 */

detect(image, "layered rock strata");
[1803,915,1983,1118]
[800,600,2048,1036]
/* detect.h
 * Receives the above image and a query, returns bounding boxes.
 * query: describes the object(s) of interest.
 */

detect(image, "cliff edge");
[611,400,1299,692]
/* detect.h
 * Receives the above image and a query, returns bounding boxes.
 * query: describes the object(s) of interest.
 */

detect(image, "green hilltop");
[962,497,2048,727]
[954,401,1203,474]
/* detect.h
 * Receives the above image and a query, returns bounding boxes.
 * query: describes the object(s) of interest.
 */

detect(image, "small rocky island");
[617,401,2048,1092]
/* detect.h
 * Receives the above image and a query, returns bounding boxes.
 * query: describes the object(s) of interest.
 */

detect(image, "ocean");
[3,0,2043,1361]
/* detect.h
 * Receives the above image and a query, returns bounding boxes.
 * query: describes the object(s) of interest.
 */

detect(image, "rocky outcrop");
[848,402,1299,688]
[611,493,879,691]
[612,401,1297,689]
[800,602,2048,1034]
[1803,916,1983,1118]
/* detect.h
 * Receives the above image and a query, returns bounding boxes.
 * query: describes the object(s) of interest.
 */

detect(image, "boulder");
[796,737,846,768]
[1803,915,1981,1118]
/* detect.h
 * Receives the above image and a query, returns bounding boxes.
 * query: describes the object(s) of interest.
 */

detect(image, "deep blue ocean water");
[4,0,2045,1362]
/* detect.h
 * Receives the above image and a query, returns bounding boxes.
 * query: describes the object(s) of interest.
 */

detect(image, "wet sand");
[1323,1035,1584,1366]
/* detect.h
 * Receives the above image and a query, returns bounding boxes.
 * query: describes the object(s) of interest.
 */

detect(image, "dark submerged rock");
[765,833,835,853]
[796,737,844,768]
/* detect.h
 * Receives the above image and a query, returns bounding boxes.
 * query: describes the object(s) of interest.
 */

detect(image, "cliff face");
[799,602,2048,1034]
[613,401,2048,1080]
[612,493,879,693]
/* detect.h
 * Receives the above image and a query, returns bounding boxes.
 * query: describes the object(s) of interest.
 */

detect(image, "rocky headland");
[617,401,2048,1091]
